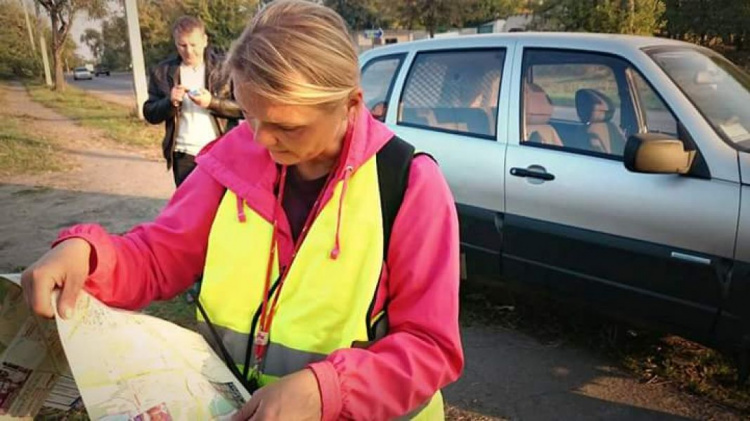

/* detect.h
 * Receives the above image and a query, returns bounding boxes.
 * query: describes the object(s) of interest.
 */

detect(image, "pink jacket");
[56,106,464,420]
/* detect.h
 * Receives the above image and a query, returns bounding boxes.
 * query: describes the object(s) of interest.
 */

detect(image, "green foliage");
[663,0,750,50]
[182,0,258,51]
[533,0,666,35]
[326,0,525,36]
[0,0,42,79]
[324,0,396,30]
[98,15,130,70]
[80,28,103,60]
[137,0,258,70]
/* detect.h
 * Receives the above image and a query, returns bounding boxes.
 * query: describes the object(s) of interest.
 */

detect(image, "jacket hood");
[196,105,394,221]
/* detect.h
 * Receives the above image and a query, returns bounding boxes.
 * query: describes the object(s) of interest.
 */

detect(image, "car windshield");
[75,67,87,71]
[647,47,750,151]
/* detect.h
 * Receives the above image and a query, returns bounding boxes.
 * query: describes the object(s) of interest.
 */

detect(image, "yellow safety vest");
[197,154,443,419]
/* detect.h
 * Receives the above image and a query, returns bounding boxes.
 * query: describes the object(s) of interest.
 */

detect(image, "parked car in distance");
[73,67,93,81]
[94,65,111,77]
[359,32,750,378]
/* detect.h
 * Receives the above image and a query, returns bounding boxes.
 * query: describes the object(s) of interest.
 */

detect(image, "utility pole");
[32,1,53,87]
[19,0,37,54]
[40,35,53,87]
[124,0,148,120]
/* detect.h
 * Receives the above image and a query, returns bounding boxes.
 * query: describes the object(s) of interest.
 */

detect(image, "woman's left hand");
[232,369,321,421]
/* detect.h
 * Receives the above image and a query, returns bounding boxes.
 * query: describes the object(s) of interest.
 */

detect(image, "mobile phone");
[188,89,201,96]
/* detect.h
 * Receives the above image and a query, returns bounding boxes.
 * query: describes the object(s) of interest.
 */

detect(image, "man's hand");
[232,369,321,421]
[188,88,213,109]
[21,238,91,319]
[171,85,187,107]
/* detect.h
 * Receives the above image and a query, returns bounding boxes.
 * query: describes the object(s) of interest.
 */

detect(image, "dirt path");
[0,82,172,271]
[0,82,743,420]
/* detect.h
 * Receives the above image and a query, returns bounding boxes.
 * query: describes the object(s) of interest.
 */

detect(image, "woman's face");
[235,85,362,167]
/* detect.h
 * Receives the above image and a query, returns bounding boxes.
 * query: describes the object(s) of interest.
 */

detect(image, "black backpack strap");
[376,135,416,259]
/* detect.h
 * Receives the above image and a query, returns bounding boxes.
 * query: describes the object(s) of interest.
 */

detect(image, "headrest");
[576,89,615,124]
[525,83,553,125]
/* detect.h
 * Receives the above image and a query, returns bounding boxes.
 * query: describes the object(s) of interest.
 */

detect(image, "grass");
[143,295,198,331]
[25,82,161,149]
[0,83,68,176]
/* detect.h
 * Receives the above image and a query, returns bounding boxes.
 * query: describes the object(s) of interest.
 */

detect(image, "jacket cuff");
[52,224,113,289]
[308,360,342,421]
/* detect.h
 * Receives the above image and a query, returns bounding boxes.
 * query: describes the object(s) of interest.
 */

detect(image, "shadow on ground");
[0,183,167,272]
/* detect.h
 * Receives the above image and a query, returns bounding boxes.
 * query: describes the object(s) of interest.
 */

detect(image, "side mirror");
[369,101,387,122]
[624,133,695,175]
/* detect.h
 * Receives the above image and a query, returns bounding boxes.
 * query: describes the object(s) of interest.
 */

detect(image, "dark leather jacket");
[143,47,241,169]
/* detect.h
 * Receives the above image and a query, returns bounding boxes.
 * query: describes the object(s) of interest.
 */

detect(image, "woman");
[21,1,463,419]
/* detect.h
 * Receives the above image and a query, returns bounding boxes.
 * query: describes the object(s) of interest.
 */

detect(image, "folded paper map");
[0,274,250,420]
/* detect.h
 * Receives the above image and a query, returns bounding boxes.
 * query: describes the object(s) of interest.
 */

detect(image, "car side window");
[522,50,633,157]
[631,71,679,137]
[398,49,505,138]
[361,55,405,122]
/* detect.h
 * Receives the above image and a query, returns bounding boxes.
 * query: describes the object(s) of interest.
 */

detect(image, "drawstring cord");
[236,195,247,223]
[330,165,353,260]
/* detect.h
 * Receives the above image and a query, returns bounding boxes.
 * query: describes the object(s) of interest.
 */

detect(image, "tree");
[532,0,665,35]
[99,15,130,70]
[137,0,258,70]
[663,0,749,50]
[463,0,526,28]
[0,0,42,78]
[182,0,259,51]
[80,28,103,61]
[35,0,106,91]
[395,0,464,37]
[324,0,389,30]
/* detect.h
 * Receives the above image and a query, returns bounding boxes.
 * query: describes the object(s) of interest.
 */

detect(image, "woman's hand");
[233,369,321,421]
[21,238,91,319]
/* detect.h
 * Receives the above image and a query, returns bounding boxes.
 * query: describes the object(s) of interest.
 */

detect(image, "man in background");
[143,16,241,186]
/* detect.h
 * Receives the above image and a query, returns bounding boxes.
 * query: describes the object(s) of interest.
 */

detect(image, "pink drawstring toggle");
[330,247,340,260]
[236,195,247,223]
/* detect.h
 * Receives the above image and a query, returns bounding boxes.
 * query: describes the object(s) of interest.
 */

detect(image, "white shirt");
[175,63,219,156]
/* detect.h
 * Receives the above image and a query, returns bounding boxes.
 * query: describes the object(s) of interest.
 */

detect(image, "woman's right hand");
[21,238,91,319]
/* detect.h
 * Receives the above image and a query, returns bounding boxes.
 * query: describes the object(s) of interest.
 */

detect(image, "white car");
[73,67,93,81]
[359,32,750,377]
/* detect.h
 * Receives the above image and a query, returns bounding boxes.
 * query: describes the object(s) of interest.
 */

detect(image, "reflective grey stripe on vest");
[263,342,327,377]
[197,321,326,376]
[197,321,249,366]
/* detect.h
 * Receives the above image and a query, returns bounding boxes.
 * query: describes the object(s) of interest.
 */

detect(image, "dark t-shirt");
[282,167,328,243]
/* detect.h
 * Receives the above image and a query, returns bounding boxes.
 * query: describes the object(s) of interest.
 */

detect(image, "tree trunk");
[49,12,65,91]
[54,49,65,91]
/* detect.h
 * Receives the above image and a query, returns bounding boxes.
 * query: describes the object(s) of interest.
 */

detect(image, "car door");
[380,44,513,280]
[503,46,740,340]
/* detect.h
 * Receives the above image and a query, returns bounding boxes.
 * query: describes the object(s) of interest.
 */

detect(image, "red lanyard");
[253,166,288,368]
[251,165,337,372]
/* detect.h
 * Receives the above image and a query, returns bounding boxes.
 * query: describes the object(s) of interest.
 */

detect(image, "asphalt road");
[66,71,136,108]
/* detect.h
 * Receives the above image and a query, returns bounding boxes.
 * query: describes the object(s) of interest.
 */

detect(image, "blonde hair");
[227,0,359,106]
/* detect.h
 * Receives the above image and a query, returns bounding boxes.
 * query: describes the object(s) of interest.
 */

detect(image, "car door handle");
[510,167,555,181]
